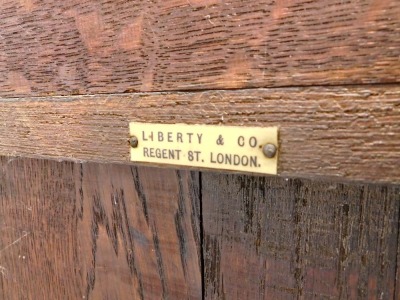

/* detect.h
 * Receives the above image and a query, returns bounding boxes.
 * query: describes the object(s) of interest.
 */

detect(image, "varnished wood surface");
[0,0,399,97]
[1,157,399,299]
[202,172,400,299]
[0,86,399,183]
[1,0,399,298]
[0,158,201,299]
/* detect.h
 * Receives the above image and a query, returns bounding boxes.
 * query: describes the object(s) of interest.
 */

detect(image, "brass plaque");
[129,122,278,175]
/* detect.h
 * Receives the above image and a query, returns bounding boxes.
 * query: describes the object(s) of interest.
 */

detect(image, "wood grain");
[0,0,399,96]
[0,86,399,183]
[396,236,400,300]
[0,157,202,299]
[202,172,400,299]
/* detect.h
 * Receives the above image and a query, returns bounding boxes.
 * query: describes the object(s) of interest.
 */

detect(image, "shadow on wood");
[202,173,400,299]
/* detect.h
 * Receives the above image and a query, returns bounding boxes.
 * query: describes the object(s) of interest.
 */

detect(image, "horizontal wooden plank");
[0,0,399,96]
[202,172,400,299]
[0,86,399,183]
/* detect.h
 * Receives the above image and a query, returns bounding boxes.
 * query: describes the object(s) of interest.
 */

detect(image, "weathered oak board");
[202,172,400,299]
[0,86,399,182]
[1,158,399,299]
[0,0,399,97]
[0,157,201,299]
[1,0,399,299]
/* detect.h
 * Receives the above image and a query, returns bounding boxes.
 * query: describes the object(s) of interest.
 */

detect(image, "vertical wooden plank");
[76,163,202,299]
[0,157,82,299]
[395,213,400,300]
[202,173,400,299]
[0,157,202,299]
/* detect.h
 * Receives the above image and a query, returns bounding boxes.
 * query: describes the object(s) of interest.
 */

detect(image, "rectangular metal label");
[129,122,278,175]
